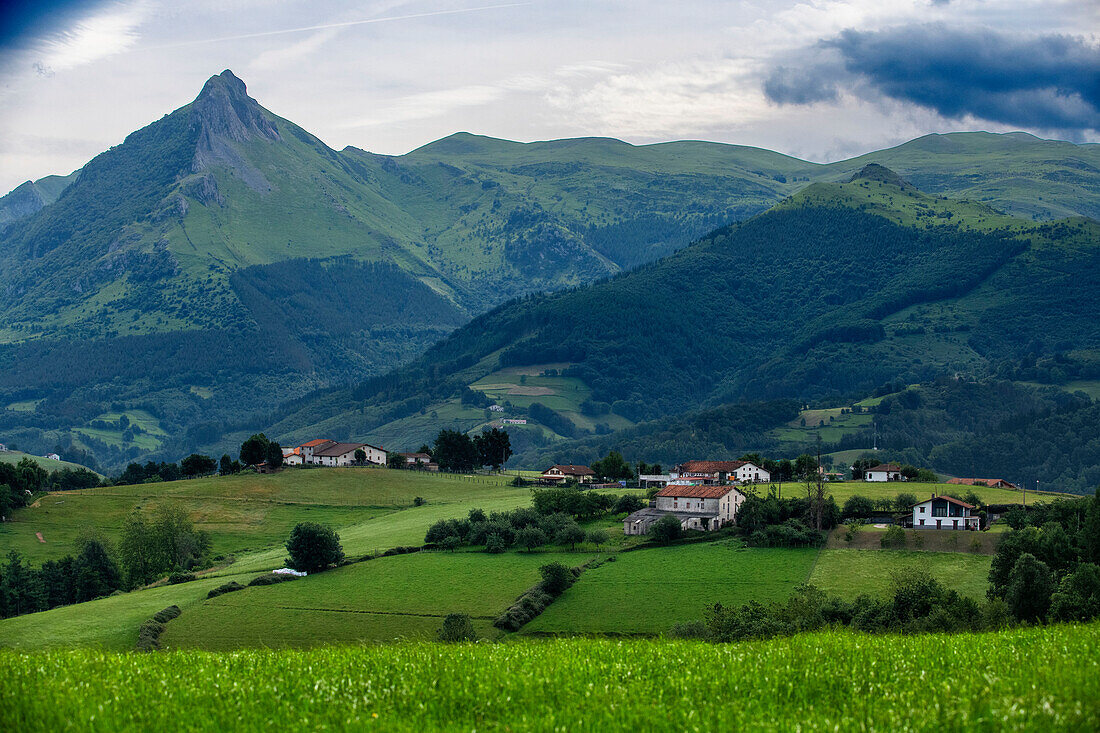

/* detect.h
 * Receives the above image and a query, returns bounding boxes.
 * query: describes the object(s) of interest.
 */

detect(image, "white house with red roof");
[623,484,746,535]
[911,494,979,530]
[540,465,595,484]
[865,463,904,482]
[671,460,770,484]
[281,447,303,466]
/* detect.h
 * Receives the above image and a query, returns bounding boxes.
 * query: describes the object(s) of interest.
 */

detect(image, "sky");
[0,0,1097,192]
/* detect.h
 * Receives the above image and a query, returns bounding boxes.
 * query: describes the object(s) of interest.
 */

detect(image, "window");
[919,519,925,526]
[919,507,925,514]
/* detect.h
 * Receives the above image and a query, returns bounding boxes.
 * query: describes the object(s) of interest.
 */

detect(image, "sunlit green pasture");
[809,549,992,600]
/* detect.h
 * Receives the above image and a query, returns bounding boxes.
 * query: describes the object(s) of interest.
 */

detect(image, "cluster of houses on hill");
[281,439,387,467]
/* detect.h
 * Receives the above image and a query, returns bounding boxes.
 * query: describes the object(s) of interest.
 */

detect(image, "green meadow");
[525,543,819,634]
[809,549,993,600]
[4,625,1097,731]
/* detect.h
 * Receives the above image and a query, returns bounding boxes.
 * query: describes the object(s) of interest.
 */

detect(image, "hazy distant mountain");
[2,69,1099,471]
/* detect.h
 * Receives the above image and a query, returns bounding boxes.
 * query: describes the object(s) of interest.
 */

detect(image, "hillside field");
[162,551,588,650]
[525,543,818,634]
[0,468,529,566]
[809,549,992,600]
[3,625,1097,731]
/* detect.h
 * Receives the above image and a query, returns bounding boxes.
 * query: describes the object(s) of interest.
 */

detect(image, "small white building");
[865,463,904,482]
[281,447,303,466]
[44,453,60,461]
[911,494,979,530]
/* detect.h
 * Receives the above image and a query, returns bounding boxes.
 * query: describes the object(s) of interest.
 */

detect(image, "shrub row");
[247,574,298,587]
[206,581,245,599]
[135,605,181,652]
[494,562,580,632]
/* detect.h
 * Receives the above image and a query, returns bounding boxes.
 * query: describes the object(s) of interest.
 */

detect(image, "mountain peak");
[191,69,279,144]
[849,163,910,188]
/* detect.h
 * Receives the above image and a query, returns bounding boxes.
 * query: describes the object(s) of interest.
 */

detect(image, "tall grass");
[3,625,1098,731]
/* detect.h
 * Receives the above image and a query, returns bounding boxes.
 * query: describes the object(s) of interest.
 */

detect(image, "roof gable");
[657,485,743,499]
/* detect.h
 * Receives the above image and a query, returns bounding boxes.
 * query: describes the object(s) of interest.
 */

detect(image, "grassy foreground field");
[3,625,1097,731]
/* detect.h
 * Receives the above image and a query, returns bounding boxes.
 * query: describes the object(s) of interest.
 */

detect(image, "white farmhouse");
[864,463,904,482]
[623,484,746,535]
[312,442,386,467]
[911,494,979,530]
[671,460,771,484]
[281,447,303,466]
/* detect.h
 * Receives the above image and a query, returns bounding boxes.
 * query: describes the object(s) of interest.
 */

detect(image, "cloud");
[765,24,1100,133]
[33,1,149,72]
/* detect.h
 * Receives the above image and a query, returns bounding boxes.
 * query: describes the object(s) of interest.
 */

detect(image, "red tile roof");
[657,485,742,499]
[544,465,594,476]
[300,438,334,448]
[947,478,1016,488]
[678,460,748,473]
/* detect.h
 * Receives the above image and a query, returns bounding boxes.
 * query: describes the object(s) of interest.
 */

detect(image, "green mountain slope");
[4,69,1100,471]
[266,168,1100,485]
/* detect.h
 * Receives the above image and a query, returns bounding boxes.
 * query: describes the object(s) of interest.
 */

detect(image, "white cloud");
[33,1,150,73]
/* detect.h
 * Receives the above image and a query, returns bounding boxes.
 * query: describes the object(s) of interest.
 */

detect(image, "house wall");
[865,469,900,482]
[283,454,302,466]
[361,445,386,465]
[719,490,746,522]
[912,500,977,529]
[656,496,718,513]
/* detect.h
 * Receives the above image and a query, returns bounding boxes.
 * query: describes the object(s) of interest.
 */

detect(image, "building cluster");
[281,439,387,467]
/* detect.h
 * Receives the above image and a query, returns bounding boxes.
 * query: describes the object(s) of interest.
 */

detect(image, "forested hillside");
[266,171,1100,490]
[3,70,1099,470]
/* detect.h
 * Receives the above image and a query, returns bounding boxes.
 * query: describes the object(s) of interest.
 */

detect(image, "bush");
[613,494,645,515]
[554,522,587,550]
[895,493,918,512]
[1005,553,1053,622]
[151,605,181,624]
[248,573,298,587]
[881,525,906,549]
[207,581,245,599]
[437,613,478,642]
[167,572,196,585]
[135,620,165,652]
[441,536,462,553]
[413,496,426,507]
[969,537,983,553]
[285,522,345,573]
[668,620,711,640]
[650,514,683,544]
[539,562,575,595]
[746,520,823,548]
[586,528,610,548]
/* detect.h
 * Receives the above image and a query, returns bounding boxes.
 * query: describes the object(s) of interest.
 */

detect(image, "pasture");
[525,542,818,634]
[0,572,257,651]
[3,625,1097,731]
[809,549,992,600]
[163,551,587,649]
[0,468,530,567]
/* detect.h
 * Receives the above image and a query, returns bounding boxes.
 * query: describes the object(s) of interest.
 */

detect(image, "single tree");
[555,522,586,550]
[1005,552,1053,622]
[285,523,344,573]
[181,453,216,478]
[265,441,284,470]
[473,428,512,471]
[72,539,123,602]
[219,454,234,475]
[239,434,271,466]
[441,535,462,553]
[485,533,507,554]
[437,613,478,642]
[387,452,406,469]
[650,514,683,544]
[515,526,548,552]
[354,448,366,465]
[539,562,574,595]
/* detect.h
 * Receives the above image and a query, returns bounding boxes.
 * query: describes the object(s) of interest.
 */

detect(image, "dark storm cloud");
[0,0,103,48]
[765,24,1100,132]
